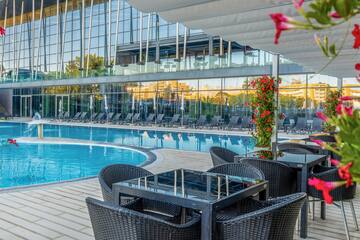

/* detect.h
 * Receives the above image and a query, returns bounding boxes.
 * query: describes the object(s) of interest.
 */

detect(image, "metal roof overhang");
[127,0,359,78]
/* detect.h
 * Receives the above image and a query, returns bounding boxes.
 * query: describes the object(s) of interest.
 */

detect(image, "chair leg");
[350,201,359,231]
[312,199,315,220]
[340,201,351,240]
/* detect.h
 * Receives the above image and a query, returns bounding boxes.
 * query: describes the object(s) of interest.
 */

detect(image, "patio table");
[112,169,268,240]
[235,152,327,238]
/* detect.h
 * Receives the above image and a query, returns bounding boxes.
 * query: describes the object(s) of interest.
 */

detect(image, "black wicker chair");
[207,163,265,180]
[215,192,306,240]
[86,197,201,240]
[209,146,237,167]
[308,168,358,240]
[240,158,297,198]
[277,142,320,154]
[98,164,152,204]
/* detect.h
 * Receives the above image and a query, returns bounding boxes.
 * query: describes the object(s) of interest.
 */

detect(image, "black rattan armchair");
[240,158,297,198]
[209,146,237,166]
[308,168,358,240]
[98,164,152,204]
[207,163,265,180]
[86,197,201,240]
[216,192,306,240]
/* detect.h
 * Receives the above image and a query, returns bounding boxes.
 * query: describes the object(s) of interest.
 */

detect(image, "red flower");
[316,112,329,122]
[355,63,360,71]
[352,24,360,49]
[7,138,18,147]
[292,0,304,10]
[340,96,352,101]
[270,13,297,44]
[260,110,271,118]
[0,27,5,36]
[311,138,326,148]
[308,178,340,204]
[338,162,353,187]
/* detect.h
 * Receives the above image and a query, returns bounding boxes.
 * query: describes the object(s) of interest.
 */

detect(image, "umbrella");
[89,95,94,110]
[104,95,108,111]
[180,93,185,111]
[58,99,63,114]
[153,95,157,111]
[131,95,135,111]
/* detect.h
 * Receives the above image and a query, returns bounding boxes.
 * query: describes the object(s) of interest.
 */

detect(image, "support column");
[114,0,121,66]
[337,77,343,91]
[0,2,8,80]
[175,22,180,61]
[271,54,280,158]
[56,0,60,79]
[60,0,68,78]
[208,36,213,56]
[86,0,94,77]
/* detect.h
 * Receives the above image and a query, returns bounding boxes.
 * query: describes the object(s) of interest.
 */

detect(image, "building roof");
[127,0,359,78]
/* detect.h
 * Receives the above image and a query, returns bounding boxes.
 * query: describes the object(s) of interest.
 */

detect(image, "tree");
[65,54,105,78]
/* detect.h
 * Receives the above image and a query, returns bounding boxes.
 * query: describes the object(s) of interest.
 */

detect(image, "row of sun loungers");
[55,112,323,133]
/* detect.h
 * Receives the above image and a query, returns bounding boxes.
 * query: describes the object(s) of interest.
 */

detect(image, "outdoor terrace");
[0,148,358,240]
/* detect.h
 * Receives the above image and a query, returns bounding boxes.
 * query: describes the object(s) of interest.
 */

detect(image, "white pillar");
[337,77,343,91]
[271,54,280,157]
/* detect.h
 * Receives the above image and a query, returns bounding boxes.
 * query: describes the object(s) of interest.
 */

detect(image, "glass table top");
[115,169,265,203]
[239,152,326,165]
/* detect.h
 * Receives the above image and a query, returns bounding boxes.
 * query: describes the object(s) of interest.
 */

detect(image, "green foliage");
[314,35,338,58]
[326,108,360,182]
[65,54,105,78]
[323,90,341,132]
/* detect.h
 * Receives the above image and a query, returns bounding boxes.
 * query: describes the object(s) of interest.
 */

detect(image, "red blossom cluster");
[0,27,5,36]
[251,76,278,147]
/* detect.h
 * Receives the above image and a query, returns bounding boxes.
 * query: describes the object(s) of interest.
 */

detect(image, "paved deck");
[0,149,358,240]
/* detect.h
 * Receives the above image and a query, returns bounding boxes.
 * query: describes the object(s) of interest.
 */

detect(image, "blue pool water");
[0,122,257,188]
[28,123,256,154]
[0,142,147,188]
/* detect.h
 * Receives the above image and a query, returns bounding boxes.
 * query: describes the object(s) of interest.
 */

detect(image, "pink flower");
[292,0,304,10]
[311,138,326,148]
[330,11,342,18]
[270,13,297,44]
[308,178,342,204]
[316,112,329,122]
[330,159,340,166]
[344,106,353,116]
[336,103,353,116]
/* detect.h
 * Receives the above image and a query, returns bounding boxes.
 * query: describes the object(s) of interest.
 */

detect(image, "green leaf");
[329,44,338,56]
[333,0,353,17]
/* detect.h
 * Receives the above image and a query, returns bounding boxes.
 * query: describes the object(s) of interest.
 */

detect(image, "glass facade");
[11,75,360,121]
[0,0,281,83]
[1,0,359,122]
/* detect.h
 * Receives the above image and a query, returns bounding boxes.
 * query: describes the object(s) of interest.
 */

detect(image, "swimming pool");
[0,142,147,189]
[9,122,257,154]
[0,122,257,188]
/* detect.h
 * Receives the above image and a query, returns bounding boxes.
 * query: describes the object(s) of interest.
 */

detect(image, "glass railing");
[0,52,294,84]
